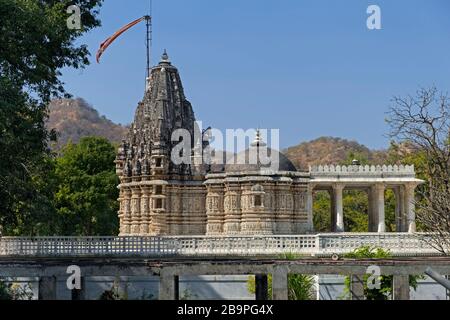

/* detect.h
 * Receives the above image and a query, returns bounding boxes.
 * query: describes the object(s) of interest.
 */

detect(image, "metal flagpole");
[145,0,152,77]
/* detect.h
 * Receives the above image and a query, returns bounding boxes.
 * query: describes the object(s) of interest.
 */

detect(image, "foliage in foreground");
[0,0,103,235]
[1,135,119,236]
[342,246,422,300]
[247,253,315,300]
[0,279,33,300]
[53,137,119,236]
[99,277,128,300]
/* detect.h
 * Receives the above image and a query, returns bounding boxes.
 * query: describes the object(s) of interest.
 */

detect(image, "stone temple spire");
[160,49,170,63]
[116,51,198,179]
[251,129,267,147]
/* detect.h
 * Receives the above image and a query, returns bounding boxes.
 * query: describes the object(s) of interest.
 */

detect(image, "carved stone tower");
[115,51,207,235]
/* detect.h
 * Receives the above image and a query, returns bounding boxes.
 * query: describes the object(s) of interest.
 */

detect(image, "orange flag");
[96,16,149,63]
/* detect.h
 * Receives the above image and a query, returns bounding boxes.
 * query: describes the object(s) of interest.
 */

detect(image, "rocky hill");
[46,98,128,150]
[283,136,388,171]
[46,99,389,167]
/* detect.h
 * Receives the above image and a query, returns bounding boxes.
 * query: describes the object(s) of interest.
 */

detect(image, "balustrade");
[0,233,439,257]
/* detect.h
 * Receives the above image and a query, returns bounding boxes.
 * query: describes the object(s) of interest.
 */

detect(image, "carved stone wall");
[223,185,242,234]
[205,185,225,235]
[204,172,312,235]
[117,182,207,236]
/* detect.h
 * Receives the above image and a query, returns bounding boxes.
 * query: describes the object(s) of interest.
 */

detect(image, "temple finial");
[251,129,267,147]
[161,49,170,63]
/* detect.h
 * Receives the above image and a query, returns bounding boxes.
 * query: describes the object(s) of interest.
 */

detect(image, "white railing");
[0,233,440,257]
[309,164,415,176]
[315,233,437,255]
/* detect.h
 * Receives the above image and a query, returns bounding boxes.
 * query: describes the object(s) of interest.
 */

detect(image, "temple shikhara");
[115,52,423,236]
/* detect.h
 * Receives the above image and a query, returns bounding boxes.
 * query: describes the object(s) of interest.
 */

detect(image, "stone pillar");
[273,186,293,234]
[130,187,141,234]
[169,186,182,234]
[446,275,450,299]
[394,186,403,232]
[71,277,86,300]
[206,186,224,235]
[305,185,314,232]
[329,188,336,232]
[272,267,288,300]
[399,185,407,232]
[404,183,416,233]
[223,186,241,235]
[140,186,151,235]
[255,274,268,300]
[121,188,132,235]
[332,184,345,232]
[374,184,386,233]
[38,276,57,300]
[117,277,129,298]
[174,275,180,300]
[159,273,179,300]
[117,193,124,235]
[367,187,378,232]
[393,275,410,300]
[150,186,168,235]
[350,275,365,300]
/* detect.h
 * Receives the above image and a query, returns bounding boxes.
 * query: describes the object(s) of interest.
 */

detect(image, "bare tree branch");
[387,87,450,254]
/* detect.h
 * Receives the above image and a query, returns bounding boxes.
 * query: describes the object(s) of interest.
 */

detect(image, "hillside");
[47,98,128,150]
[283,136,388,171]
[46,100,389,167]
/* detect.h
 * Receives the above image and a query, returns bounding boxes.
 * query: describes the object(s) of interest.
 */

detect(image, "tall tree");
[0,0,103,235]
[0,0,103,100]
[387,87,450,254]
[53,137,119,236]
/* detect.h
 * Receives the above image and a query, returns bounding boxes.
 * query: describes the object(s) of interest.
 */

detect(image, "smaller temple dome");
[225,148,297,172]
[225,130,297,173]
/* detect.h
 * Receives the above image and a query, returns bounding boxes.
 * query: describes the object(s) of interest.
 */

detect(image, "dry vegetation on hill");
[47,99,390,167]
[46,98,128,150]
[284,137,388,170]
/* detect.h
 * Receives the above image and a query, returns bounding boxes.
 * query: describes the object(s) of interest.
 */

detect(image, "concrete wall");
[1,275,253,300]
[3,274,449,300]
[317,275,449,300]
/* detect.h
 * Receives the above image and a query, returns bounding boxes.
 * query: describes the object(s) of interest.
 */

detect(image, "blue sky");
[61,0,450,150]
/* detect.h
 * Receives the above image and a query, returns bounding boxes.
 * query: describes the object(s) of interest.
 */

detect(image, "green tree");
[98,277,128,300]
[0,281,12,300]
[0,0,103,235]
[0,0,103,100]
[313,191,331,232]
[53,137,119,236]
[247,254,315,300]
[0,279,33,300]
[342,246,421,300]
[387,87,450,252]
[0,78,59,235]
[343,190,369,232]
